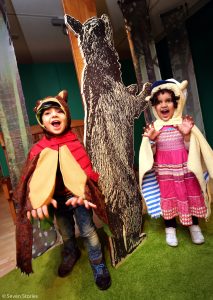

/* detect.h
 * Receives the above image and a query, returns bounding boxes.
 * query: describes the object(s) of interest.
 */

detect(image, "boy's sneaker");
[165,227,178,247]
[189,225,205,244]
[58,247,81,277]
[91,261,111,290]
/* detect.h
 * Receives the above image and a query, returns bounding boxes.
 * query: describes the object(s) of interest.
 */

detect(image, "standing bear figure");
[65,14,151,266]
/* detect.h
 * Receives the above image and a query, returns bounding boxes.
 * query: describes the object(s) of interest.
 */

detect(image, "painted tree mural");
[0,1,57,261]
[161,5,205,134]
[118,0,161,123]
[0,1,32,188]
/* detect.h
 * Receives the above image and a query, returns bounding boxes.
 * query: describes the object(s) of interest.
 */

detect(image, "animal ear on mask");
[101,14,113,48]
[179,80,188,91]
[179,80,188,99]
[58,90,68,102]
[64,14,83,37]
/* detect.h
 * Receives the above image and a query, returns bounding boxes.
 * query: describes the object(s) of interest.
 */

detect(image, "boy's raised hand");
[26,196,97,220]
[27,198,57,220]
[143,122,160,141]
[65,196,97,209]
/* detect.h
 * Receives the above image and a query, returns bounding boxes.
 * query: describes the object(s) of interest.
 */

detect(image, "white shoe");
[189,225,205,244]
[165,227,178,247]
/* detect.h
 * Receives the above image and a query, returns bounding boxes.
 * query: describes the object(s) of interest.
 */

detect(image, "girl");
[139,79,213,247]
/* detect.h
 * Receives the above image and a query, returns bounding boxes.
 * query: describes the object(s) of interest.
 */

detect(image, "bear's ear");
[101,14,113,48]
[58,90,68,102]
[64,14,83,37]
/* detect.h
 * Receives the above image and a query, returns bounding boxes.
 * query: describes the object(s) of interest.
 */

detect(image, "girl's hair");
[150,89,180,108]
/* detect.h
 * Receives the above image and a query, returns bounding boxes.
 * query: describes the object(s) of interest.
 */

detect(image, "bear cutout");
[65,14,151,266]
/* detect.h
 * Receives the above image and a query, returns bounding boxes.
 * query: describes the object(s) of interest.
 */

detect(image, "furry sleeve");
[13,153,40,275]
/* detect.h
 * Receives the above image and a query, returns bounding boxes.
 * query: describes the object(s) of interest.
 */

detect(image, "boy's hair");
[150,89,180,108]
[36,101,62,124]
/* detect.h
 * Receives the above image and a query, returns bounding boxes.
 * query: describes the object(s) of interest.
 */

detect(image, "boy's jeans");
[54,197,102,263]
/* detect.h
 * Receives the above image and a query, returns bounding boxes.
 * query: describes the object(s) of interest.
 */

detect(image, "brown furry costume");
[13,91,107,274]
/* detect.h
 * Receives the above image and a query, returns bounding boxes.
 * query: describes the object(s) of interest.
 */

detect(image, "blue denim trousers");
[54,196,102,263]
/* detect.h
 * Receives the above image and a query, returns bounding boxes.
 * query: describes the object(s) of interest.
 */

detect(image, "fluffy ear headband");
[145,79,188,101]
[34,90,70,128]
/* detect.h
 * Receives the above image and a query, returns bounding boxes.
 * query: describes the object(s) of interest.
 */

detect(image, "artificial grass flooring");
[1,214,213,300]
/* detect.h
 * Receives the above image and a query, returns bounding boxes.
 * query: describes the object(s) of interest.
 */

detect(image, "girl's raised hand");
[177,115,194,136]
[143,122,160,141]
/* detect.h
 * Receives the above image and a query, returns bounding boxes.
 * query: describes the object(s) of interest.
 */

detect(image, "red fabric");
[29,131,99,182]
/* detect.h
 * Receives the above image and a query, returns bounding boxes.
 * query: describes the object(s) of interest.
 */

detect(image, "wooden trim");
[0,120,84,145]
[30,120,84,135]
[1,177,16,224]
[0,120,84,146]
[0,132,5,148]
[61,0,97,84]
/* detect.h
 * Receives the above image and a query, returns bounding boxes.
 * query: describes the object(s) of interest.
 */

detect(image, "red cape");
[29,131,99,182]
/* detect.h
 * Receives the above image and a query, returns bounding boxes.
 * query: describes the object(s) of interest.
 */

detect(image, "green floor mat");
[0,214,213,300]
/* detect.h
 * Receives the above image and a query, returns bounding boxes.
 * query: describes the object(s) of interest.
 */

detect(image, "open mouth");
[161,109,169,116]
[51,120,61,127]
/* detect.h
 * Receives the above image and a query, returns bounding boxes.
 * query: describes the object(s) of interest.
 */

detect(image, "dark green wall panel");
[156,1,213,147]
[18,63,84,125]
[156,38,173,80]
[186,1,213,146]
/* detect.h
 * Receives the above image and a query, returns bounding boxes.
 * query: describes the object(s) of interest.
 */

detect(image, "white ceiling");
[5,0,207,64]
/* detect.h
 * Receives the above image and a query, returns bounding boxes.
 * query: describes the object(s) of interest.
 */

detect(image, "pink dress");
[154,126,207,225]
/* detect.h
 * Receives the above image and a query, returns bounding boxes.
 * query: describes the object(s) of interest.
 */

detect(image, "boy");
[14,90,111,290]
